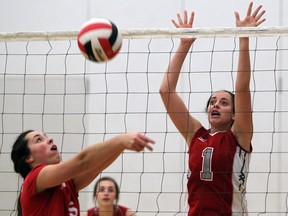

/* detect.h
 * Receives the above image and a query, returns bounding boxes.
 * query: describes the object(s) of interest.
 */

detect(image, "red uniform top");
[21,164,80,216]
[87,205,128,216]
[188,127,251,216]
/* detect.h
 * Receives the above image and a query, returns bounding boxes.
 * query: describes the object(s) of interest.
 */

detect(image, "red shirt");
[87,205,128,216]
[21,164,80,216]
[188,127,251,216]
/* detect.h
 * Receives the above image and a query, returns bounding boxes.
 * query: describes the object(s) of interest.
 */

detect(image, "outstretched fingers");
[172,10,195,29]
[131,132,155,152]
[235,2,266,27]
[172,12,185,28]
[189,11,195,26]
[251,4,262,18]
[246,2,253,17]
[183,10,188,24]
[234,11,240,23]
[139,133,155,151]
[255,10,266,26]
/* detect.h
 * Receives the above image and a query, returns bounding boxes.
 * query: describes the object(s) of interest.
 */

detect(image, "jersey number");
[200,147,214,181]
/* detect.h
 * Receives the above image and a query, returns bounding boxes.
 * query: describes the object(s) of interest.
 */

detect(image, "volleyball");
[77,18,122,63]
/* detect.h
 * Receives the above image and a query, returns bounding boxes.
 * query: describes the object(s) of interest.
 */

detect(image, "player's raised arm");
[232,2,266,151]
[159,11,201,145]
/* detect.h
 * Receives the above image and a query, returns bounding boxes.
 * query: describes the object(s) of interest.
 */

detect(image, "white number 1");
[200,147,214,181]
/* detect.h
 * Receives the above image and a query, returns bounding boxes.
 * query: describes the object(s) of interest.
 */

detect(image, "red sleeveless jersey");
[87,205,128,216]
[187,127,251,216]
[21,164,80,216]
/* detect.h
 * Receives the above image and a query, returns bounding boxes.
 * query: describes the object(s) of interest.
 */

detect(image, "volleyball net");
[0,27,288,215]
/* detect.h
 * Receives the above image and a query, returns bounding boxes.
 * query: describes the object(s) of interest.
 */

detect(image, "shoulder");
[31,164,46,175]
[118,205,129,211]
[86,207,97,216]
[191,127,208,141]
[222,129,252,153]
[24,164,46,185]
[117,205,135,216]
[228,129,252,152]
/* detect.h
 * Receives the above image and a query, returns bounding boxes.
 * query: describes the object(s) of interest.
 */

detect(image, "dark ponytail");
[11,130,34,216]
[16,194,22,216]
[11,130,33,179]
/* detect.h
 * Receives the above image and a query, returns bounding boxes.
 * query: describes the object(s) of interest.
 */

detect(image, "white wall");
[0,0,288,215]
[1,0,287,32]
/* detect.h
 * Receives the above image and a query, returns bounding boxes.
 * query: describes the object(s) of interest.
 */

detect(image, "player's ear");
[25,155,33,164]
[231,112,235,120]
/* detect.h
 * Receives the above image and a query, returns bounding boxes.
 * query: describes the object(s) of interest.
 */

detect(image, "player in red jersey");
[11,131,154,216]
[82,176,135,216]
[160,2,265,215]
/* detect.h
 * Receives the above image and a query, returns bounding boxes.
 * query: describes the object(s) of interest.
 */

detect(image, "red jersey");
[21,164,80,216]
[86,205,128,216]
[187,127,251,216]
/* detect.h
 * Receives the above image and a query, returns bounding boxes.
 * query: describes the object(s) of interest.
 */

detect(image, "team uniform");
[187,127,251,216]
[86,205,128,216]
[21,164,80,216]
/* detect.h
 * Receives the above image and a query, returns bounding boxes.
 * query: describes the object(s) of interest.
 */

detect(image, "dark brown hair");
[11,130,34,216]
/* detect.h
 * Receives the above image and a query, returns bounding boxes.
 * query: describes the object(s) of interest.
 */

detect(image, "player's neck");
[209,125,230,134]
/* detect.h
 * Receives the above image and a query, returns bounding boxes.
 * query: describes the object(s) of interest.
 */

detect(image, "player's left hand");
[234,2,266,27]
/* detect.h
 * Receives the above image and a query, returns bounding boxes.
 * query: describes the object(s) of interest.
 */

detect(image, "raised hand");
[172,10,196,44]
[235,2,266,27]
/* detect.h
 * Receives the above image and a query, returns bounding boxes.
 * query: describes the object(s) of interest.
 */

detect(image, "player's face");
[25,131,60,167]
[96,180,117,207]
[207,91,234,129]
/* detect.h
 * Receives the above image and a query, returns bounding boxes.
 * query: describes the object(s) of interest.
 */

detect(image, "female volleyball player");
[159,2,265,215]
[11,131,154,216]
[82,176,135,216]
